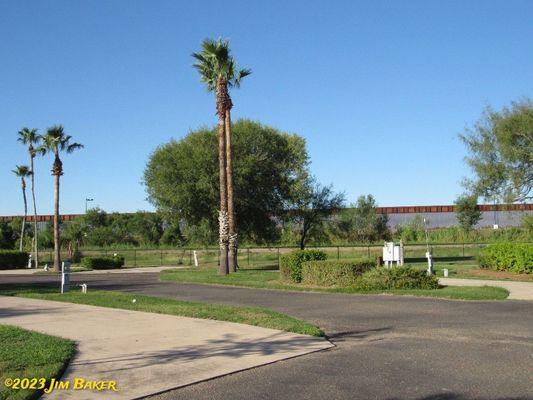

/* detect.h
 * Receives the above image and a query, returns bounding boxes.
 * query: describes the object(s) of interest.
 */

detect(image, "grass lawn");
[0,285,323,337]
[0,325,75,400]
[160,268,510,300]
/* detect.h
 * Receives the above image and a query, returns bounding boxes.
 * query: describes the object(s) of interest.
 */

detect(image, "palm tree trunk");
[53,161,61,272]
[19,179,27,252]
[217,107,229,275]
[30,154,39,268]
[225,109,238,272]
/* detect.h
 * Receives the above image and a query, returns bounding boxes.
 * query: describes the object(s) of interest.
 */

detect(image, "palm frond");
[192,37,250,92]
[12,165,31,177]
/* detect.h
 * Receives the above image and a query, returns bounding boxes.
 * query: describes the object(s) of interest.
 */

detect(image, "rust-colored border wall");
[1,203,531,223]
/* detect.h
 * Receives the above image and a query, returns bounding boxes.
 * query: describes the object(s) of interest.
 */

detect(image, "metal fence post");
[278,247,280,267]
[248,247,250,266]
[134,249,137,267]
[367,245,370,259]
[160,250,163,265]
[189,249,192,265]
[337,246,340,259]
[462,242,465,257]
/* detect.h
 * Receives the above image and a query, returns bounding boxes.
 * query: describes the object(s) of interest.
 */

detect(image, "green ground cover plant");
[0,325,75,400]
[478,243,532,273]
[301,260,375,287]
[79,256,124,270]
[355,266,439,290]
[0,286,323,337]
[280,250,327,283]
[0,251,28,270]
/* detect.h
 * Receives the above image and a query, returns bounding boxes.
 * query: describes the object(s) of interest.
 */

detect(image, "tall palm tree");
[17,128,41,267]
[192,38,251,274]
[39,125,83,271]
[12,165,31,251]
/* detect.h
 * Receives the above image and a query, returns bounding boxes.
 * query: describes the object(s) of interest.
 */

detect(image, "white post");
[27,254,32,269]
[425,251,433,276]
[61,261,71,294]
[193,250,199,267]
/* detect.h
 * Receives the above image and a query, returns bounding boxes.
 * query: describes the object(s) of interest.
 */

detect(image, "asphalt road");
[1,272,532,400]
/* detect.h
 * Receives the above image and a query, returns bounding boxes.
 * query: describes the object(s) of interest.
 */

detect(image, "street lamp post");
[85,198,94,213]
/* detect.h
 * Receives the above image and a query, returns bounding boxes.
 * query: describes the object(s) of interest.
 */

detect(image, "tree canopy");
[331,195,390,243]
[454,194,482,232]
[143,119,309,243]
[460,98,532,202]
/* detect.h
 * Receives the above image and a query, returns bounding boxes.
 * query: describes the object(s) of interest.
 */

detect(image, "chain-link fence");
[36,242,505,268]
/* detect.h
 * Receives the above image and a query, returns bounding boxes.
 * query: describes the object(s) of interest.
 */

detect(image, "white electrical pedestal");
[193,250,199,267]
[382,240,404,267]
[426,251,434,276]
[27,254,32,269]
[61,262,71,294]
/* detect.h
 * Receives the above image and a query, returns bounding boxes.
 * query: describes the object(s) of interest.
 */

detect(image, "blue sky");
[1,0,532,215]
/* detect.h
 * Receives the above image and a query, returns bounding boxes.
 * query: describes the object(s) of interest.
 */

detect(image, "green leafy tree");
[332,195,390,243]
[17,127,42,267]
[454,194,482,232]
[144,119,309,244]
[39,125,83,271]
[12,165,31,251]
[288,180,345,250]
[460,98,533,202]
[192,38,251,273]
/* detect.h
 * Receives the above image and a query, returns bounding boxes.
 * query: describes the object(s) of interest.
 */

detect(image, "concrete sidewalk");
[0,296,332,400]
[439,277,533,300]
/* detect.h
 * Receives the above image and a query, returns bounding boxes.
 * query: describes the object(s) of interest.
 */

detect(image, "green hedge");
[0,250,29,270]
[280,250,327,283]
[478,243,532,274]
[80,256,124,270]
[355,266,439,290]
[301,260,375,287]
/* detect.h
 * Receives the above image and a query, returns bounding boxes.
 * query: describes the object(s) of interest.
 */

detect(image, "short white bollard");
[80,283,88,294]
[193,250,199,267]
[443,269,449,277]
[27,254,32,269]
[44,264,49,271]
[426,251,434,276]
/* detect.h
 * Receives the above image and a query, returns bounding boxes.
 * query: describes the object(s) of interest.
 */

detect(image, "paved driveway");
[2,273,532,399]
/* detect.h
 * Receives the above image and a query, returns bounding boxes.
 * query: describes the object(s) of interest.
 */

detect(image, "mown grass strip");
[160,268,509,300]
[0,325,75,400]
[0,285,324,337]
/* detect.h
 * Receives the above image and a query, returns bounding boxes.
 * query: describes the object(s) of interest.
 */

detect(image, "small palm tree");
[192,38,251,274]
[17,128,41,267]
[40,125,83,271]
[12,165,31,251]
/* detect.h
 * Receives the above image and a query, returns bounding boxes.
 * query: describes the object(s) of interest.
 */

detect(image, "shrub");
[478,243,532,274]
[80,256,124,270]
[355,266,439,290]
[301,259,375,287]
[0,250,29,269]
[280,250,327,283]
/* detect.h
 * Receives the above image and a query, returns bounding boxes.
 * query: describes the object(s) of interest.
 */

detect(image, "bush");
[301,259,375,287]
[478,243,532,274]
[80,256,124,270]
[0,250,29,269]
[355,266,439,290]
[280,250,327,283]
